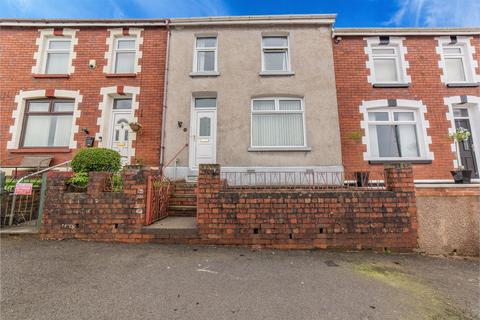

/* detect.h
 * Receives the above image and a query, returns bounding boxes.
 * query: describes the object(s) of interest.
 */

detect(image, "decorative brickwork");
[40,169,155,243]
[196,164,418,250]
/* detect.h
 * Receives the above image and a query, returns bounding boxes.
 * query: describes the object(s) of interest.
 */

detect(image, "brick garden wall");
[333,35,480,180]
[40,169,155,243]
[0,26,167,167]
[196,164,418,250]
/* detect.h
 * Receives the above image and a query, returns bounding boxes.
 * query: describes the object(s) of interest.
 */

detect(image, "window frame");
[365,107,425,161]
[20,98,75,148]
[441,44,470,84]
[42,37,72,75]
[370,44,404,84]
[193,36,218,73]
[261,36,291,73]
[250,97,307,149]
[112,36,137,74]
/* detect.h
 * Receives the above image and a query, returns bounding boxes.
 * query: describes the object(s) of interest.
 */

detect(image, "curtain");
[252,113,304,147]
[46,53,69,74]
[373,58,398,82]
[197,51,215,71]
[23,116,51,147]
[445,58,466,82]
[52,115,73,147]
[115,52,135,73]
[264,51,287,71]
[397,125,419,157]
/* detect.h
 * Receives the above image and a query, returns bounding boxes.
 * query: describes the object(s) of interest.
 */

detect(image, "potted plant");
[129,122,142,132]
[449,127,472,184]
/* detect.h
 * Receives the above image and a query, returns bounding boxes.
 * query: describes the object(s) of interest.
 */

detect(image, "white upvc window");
[365,37,410,86]
[367,109,422,159]
[113,37,136,74]
[43,37,71,74]
[261,36,290,72]
[251,97,306,148]
[193,36,217,73]
[442,45,470,83]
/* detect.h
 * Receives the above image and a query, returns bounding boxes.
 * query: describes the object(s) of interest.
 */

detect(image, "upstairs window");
[21,99,74,147]
[262,36,290,72]
[437,36,479,85]
[44,38,71,74]
[251,97,305,148]
[442,46,468,83]
[365,37,410,86]
[114,37,136,74]
[194,37,217,73]
[367,109,421,159]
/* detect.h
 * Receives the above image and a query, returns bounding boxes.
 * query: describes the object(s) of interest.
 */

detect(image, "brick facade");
[0,26,167,167]
[333,35,480,180]
[196,164,418,250]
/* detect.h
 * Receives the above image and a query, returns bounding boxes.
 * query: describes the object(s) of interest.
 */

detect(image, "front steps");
[142,216,199,243]
[167,181,197,217]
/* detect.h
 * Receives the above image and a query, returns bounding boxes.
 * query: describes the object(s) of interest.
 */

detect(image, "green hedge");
[71,148,121,173]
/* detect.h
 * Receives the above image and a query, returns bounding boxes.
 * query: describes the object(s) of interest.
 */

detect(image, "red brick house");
[333,28,480,182]
[0,19,168,169]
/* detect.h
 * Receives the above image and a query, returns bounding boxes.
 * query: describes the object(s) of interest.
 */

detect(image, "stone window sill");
[189,72,220,77]
[373,83,410,88]
[248,147,311,152]
[32,74,70,79]
[106,73,137,78]
[10,148,72,153]
[368,159,432,164]
[446,82,479,88]
[259,71,295,77]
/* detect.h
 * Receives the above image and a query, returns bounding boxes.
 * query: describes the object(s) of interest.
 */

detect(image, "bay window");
[367,109,421,159]
[262,36,290,72]
[194,37,217,73]
[21,99,74,148]
[251,98,305,148]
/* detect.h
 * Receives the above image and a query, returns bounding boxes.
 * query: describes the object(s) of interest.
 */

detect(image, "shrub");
[68,172,89,189]
[71,148,121,173]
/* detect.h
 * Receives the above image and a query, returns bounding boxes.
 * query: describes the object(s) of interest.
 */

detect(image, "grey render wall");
[163,24,342,170]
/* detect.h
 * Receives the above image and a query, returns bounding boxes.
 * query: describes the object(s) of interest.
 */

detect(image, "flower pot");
[354,171,370,187]
[129,122,142,132]
[450,170,472,184]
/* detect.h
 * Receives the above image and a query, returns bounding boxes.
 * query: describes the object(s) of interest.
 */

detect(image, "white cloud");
[387,0,480,27]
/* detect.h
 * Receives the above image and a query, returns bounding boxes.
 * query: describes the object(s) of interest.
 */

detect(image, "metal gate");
[145,175,172,225]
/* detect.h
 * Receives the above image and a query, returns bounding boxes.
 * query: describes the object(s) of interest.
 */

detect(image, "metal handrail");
[160,143,188,175]
[8,160,72,226]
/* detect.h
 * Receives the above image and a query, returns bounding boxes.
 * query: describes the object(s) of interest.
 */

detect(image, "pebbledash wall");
[333,29,480,181]
[0,22,167,168]
[196,164,418,250]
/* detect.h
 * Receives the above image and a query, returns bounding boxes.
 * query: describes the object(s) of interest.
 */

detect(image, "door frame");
[188,101,217,170]
[452,105,479,177]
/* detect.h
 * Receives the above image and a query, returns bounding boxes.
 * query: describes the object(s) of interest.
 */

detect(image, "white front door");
[110,112,132,165]
[190,109,216,168]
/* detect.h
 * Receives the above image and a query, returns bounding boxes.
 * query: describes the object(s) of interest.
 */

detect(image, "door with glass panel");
[190,98,217,168]
[454,108,478,178]
[109,99,133,165]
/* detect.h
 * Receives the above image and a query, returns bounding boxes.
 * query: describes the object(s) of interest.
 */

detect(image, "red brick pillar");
[197,164,221,239]
[121,168,150,229]
[87,172,110,195]
[385,163,414,193]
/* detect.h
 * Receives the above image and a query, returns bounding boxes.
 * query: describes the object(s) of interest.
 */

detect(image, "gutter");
[334,27,480,37]
[159,19,171,171]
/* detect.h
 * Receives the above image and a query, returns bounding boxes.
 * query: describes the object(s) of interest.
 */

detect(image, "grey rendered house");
[161,14,342,180]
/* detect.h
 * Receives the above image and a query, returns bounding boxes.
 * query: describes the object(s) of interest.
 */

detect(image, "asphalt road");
[1,238,479,320]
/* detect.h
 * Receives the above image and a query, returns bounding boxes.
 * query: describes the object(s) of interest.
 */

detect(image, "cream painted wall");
[164,25,342,169]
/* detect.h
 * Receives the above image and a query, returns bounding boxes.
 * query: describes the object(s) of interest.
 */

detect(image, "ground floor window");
[21,99,74,147]
[367,108,421,159]
[251,97,305,148]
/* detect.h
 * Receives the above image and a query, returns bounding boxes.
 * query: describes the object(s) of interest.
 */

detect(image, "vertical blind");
[252,99,304,147]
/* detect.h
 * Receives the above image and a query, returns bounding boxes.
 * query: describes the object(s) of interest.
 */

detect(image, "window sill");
[10,148,72,153]
[368,159,432,164]
[259,71,295,77]
[32,74,70,79]
[373,83,410,88]
[106,73,137,78]
[189,72,220,77]
[248,147,311,152]
[446,82,479,88]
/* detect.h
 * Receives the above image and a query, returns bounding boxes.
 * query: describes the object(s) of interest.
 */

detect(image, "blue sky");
[1,0,479,27]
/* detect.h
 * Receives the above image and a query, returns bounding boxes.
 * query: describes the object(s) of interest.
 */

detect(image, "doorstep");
[142,216,199,239]
[0,223,38,238]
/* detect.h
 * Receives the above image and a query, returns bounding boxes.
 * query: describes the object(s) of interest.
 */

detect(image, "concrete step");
[168,205,197,211]
[142,217,198,239]
[168,194,197,206]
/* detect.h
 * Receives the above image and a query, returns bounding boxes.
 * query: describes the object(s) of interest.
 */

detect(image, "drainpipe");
[159,19,171,173]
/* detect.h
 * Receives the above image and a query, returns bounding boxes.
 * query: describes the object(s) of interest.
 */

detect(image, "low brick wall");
[40,169,155,243]
[416,185,480,256]
[197,164,418,250]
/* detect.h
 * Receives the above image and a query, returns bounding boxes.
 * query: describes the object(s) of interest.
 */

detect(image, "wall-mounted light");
[82,128,89,135]
[177,121,183,128]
